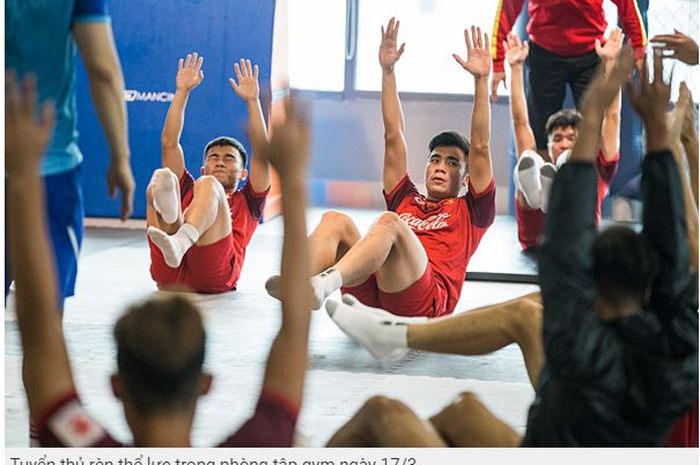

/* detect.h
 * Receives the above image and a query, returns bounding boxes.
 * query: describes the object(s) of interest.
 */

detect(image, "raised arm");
[259,99,312,408]
[504,32,536,156]
[490,0,526,102]
[680,84,699,205]
[5,73,76,421]
[539,49,635,347]
[160,53,204,179]
[379,17,409,193]
[650,30,698,66]
[229,58,270,193]
[628,55,694,319]
[453,26,493,192]
[73,22,135,221]
[596,28,625,161]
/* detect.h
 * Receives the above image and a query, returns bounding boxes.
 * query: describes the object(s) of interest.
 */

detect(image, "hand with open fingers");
[580,46,635,115]
[595,28,625,65]
[176,52,204,92]
[5,72,55,177]
[266,99,310,178]
[379,17,406,71]
[626,52,672,124]
[504,32,529,67]
[679,82,697,141]
[453,25,492,78]
[650,30,699,66]
[106,157,135,221]
[670,81,692,138]
[229,58,260,102]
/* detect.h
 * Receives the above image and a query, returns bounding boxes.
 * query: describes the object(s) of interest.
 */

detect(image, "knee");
[194,175,225,196]
[320,210,360,241]
[374,211,403,233]
[361,395,415,425]
[508,298,542,345]
[148,168,178,192]
[430,391,482,429]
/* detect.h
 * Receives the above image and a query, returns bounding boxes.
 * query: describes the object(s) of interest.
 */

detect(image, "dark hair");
[203,136,247,166]
[114,294,206,414]
[545,109,582,136]
[592,226,658,307]
[428,131,470,162]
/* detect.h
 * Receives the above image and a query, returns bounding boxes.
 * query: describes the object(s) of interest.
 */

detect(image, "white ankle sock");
[310,268,342,309]
[555,149,571,169]
[515,150,544,209]
[326,294,426,361]
[151,170,180,224]
[147,223,200,268]
[539,162,557,214]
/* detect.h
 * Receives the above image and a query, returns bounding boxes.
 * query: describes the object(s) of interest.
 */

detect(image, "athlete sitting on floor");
[507,30,623,250]
[146,53,271,293]
[7,78,314,447]
[325,49,698,447]
[267,19,496,318]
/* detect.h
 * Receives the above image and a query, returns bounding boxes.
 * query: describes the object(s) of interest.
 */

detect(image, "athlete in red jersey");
[146,54,271,293]
[507,31,622,250]
[7,83,314,447]
[266,19,495,318]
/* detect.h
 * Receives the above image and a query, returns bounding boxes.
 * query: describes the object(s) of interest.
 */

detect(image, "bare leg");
[408,293,544,388]
[308,211,361,273]
[429,392,522,447]
[183,175,232,246]
[334,212,427,291]
[327,396,446,447]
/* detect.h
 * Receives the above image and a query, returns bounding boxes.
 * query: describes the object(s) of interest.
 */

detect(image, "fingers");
[452,53,467,68]
[398,42,406,57]
[253,64,259,80]
[195,54,204,73]
[464,28,472,52]
[6,70,20,115]
[491,77,500,103]
[652,49,664,85]
[121,186,134,221]
[178,58,184,71]
[40,100,56,133]
[595,39,602,55]
[483,31,489,53]
[21,73,37,117]
[228,77,238,90]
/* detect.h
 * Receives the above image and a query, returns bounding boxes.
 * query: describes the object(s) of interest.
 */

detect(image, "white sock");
[515,150,544,209]
[147,223,200,268]
[326,294,426,361]
[539,162,557,214]
[150,170,180,224]
[555,149,571,169]
[310,268,343,310]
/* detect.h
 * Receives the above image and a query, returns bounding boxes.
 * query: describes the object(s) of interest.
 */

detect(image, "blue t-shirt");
[6,0,110,175]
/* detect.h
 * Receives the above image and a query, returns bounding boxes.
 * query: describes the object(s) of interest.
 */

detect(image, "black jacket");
[522,151,698,446]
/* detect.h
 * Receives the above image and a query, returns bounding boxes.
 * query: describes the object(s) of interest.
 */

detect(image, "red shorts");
[148,234,241,293]
[341,264,449,318]
[515,197,545,251]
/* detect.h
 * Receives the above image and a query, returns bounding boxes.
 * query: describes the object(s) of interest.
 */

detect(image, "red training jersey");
[491,0,647,73]
[384,174,496,314]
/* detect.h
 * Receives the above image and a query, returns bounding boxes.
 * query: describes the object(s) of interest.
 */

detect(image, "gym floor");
[5,208,538,447]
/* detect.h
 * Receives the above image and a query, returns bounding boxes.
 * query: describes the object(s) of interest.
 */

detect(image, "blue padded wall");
[76,0,275,218]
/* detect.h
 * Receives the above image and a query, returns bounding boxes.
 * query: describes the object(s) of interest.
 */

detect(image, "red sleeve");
[242,181,270,221]
[383,174,419,212]
[179,170,196,201]
[491,0,526,73]
[612,0,647,60]
[37,392,121,447]
[465,177,496,228]
[220,390,299,447]
[595,149,620,185]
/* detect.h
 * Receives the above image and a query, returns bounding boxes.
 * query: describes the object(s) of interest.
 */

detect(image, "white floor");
[5,208,539,447]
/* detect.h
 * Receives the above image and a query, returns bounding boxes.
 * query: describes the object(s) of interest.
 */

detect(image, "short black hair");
[114,294,206,414]
[592,226,659,307]
[203,136,247,166]
[545,109,582,137]
[428,131,470,162]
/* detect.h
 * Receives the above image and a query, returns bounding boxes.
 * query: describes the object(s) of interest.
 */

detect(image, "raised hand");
[626,51,671,124]
[581,46,635,115]
[379,17,406,71]
[229,58,260,102]
[650,30,699,66]
[504,32,529,67]
[595,28,625,65]
[176,52,204,92]
[5,72,55,177]
[453,26,491,78]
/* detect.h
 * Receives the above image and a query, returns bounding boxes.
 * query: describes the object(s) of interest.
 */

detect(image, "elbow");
[85,59,123,87]
[470,142,490,155]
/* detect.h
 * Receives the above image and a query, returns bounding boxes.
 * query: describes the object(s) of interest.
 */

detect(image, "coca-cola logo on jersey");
[398,212,450,231]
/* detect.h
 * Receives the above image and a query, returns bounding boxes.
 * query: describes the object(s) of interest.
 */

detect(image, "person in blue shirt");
[6,0,135,310]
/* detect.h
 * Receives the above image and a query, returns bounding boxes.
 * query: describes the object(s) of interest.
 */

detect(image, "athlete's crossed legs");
[267,210,428,309]
[146,168,232,268]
